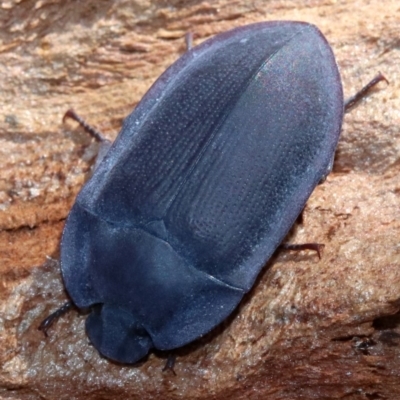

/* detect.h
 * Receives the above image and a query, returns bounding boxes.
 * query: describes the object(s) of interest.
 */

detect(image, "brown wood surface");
[0,0,399,399]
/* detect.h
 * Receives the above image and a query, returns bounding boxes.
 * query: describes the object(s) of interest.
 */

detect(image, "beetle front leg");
[162,354,177,375]
[38,301,76,337]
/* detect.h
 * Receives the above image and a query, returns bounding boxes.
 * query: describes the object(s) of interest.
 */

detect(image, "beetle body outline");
[61,21,343,363]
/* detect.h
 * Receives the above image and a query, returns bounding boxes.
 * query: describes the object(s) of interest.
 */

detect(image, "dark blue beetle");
[41,21,385,364]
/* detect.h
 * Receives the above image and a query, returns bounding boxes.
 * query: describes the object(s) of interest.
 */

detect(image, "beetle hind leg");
[319,73,387,183]
[344,73,388,112]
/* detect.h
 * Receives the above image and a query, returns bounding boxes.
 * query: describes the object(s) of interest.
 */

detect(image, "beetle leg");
[320,73,388,182]
[63,109,109,143]
[185,32,193,51]
[38,301,75,337]
[63,109,112,169]
[293,73,385,262]
[319,153,335,184]
[162,354,177,375]
[279,243,325,259]
[344,73,388,112]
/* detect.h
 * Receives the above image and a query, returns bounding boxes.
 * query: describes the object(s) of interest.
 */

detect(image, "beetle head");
[86,303,153,364]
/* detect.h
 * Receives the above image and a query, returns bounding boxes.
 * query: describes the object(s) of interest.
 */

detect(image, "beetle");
[40,21,386,364]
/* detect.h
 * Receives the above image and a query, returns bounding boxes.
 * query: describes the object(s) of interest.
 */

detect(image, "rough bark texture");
[1,0,399,399]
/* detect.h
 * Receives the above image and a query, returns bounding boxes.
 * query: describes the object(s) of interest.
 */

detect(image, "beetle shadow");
[372,310,400,347]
